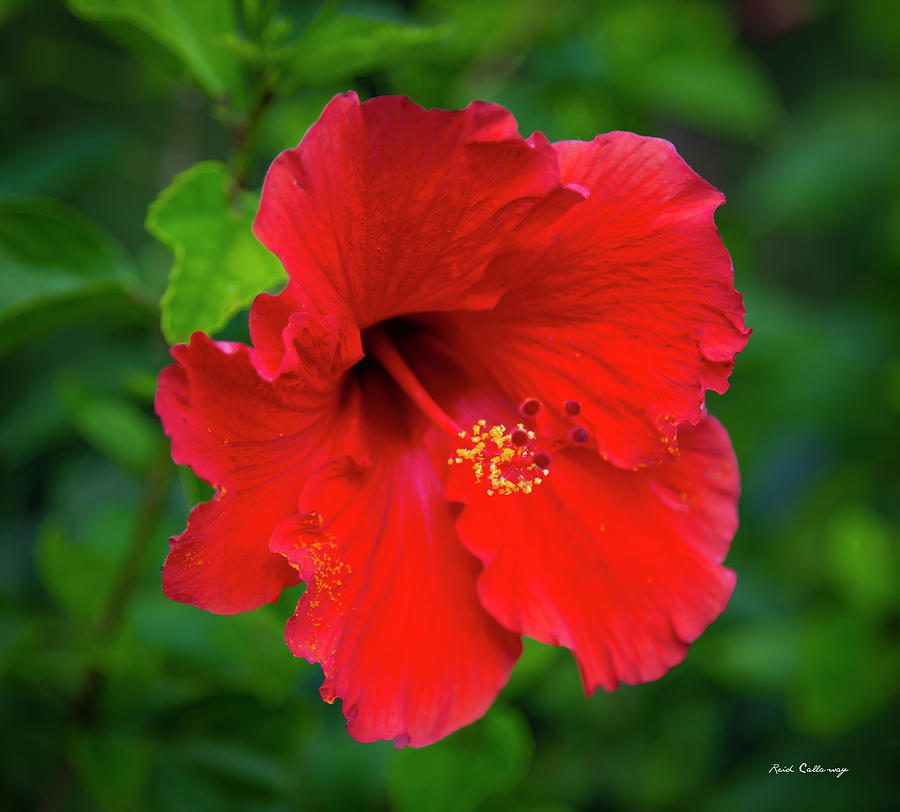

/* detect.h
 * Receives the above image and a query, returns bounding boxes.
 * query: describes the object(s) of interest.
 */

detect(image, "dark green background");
[1,0,898,809]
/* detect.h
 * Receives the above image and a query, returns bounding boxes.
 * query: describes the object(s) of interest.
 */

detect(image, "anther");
[564,399,581,417]
[534,451,552,470]
[570,426,588,443]
[519,398,542,417]
[511,428,528,446]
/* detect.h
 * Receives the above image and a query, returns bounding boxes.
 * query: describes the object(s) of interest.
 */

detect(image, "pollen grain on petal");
[286,512,352,619]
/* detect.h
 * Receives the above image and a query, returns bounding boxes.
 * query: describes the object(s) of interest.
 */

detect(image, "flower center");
[364,324,462,437]
[450,421,548,496]
[450,397,589,496]
[363,325,589,496]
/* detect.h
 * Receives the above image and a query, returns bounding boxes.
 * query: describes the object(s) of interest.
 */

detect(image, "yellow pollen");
[451,421,548,496]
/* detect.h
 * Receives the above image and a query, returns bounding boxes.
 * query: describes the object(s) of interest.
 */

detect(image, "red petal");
[270,451,521,747]
[155,321,362,614]
[447,417,739,693]
[163,491,299,613]
[253,92,583,330]
[444,132,749,468]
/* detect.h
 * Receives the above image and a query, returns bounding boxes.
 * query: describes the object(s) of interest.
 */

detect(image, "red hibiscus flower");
[156,92,749,747]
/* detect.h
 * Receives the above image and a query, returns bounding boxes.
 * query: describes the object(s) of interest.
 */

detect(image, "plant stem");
[37,453,172,812]
[96,453,171,641]
[232,86,275,189]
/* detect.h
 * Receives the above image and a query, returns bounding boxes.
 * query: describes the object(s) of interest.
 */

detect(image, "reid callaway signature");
[769,763,849,779]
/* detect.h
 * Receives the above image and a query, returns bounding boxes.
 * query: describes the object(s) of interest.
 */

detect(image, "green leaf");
[701,618,800,695]
[825,508,897,617]
[68,730,151,812]
[285,13,450,88]
[0,609,40,680]
[391,705,532,812]
[0,338,168,470]
[631,49,779,138]
[59,377,163,475]
[0,197,140,355]
[147,161,286,344]
[502,636,564,699]
[170,739,289,793]
[0,0,28,27]
[600,0,780,139]
[129,596,305,702]
[66,0,244,104]
[789,612,899,735]
[0,127,127,198]
[740,87,900,228]
[34,458,153,625]
[35,519,117,621]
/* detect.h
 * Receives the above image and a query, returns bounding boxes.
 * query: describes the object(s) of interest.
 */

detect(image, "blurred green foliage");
[1,0,898,810]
